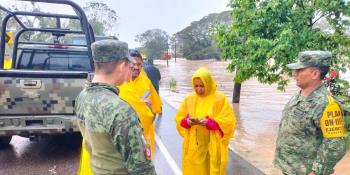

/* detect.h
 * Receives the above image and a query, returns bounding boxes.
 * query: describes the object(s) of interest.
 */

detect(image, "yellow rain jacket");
[77,142,93,175]
[118,69,162,156]
[175,67,236,175]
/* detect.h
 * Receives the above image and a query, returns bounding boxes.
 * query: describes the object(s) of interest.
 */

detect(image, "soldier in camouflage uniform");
[274,51,347,175]
[75,40,156,175]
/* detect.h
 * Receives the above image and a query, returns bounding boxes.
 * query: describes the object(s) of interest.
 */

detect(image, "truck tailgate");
[0,70,89,115]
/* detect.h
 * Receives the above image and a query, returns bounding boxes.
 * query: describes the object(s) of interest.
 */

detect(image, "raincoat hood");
[192,67,217,97]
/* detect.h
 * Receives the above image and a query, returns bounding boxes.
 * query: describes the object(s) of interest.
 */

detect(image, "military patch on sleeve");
[320,96,345,138]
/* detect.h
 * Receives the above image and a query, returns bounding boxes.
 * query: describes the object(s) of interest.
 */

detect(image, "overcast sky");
[0,0,230,48]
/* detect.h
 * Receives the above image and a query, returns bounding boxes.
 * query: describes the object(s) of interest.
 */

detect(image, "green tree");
[169,34,181,59]
[214,0,350,103]
[3,2,63,42]
[0,11,3,39]
[177,11,231,60]
[135,29,170,59]
[82,1,117,36]
[8,2,42,41]
[65,18,81,31]
[0,2,39,56]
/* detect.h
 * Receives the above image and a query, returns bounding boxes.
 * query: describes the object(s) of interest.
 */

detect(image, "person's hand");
[187,117,201,125]
[157,112,162,118]
[197,118,208,126]
[308,171,317,175]
[187,117,193,126]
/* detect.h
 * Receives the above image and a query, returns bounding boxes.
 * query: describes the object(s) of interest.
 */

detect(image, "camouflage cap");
[91,40,135,63]
[287,51,331,69]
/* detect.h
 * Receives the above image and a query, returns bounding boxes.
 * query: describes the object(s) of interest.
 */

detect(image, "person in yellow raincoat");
[175,67,236,175]
[118,49,162,157]
[77,50,161,174]
[77,41,156,175]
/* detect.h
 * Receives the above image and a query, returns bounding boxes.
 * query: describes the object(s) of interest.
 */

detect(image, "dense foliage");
[214,0,350,91]
[81,2,117,36]
[176,11,231,60]
[135,29,170,59]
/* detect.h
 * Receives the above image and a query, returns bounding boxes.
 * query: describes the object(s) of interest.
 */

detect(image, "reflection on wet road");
[0,135,81,175]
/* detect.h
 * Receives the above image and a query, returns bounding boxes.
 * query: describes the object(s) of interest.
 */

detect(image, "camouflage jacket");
[75,82,156,175]
[274,85,346,175]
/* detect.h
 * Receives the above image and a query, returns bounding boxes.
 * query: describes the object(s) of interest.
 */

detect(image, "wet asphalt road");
[0,134,81,175]
[0,100,263,175]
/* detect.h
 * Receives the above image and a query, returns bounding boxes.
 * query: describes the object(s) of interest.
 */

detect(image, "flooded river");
[156,58,349,175]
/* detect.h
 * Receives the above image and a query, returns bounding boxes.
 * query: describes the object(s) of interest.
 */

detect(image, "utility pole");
[174,37,177,63]
[166,35,169,67]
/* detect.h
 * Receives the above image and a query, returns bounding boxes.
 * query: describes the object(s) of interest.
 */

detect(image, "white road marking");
[155,133,182,175]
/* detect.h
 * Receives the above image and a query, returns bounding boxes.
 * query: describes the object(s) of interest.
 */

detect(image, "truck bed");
[0,69,89,115]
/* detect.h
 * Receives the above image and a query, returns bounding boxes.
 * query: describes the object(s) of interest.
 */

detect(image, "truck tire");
[0,136,12,148]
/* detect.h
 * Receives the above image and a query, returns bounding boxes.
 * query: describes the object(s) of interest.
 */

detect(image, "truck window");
[18,50,91,71]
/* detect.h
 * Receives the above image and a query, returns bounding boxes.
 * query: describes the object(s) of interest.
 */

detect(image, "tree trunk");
[232,82,241,103]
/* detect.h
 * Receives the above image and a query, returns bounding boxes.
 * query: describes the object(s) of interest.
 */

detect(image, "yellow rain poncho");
[77,142,93,175]
[175,67,236,175]
[118,69,162,156]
